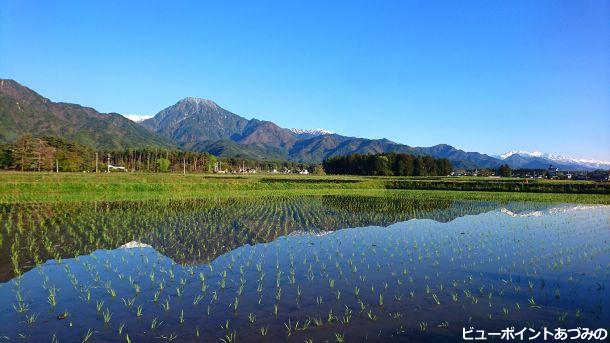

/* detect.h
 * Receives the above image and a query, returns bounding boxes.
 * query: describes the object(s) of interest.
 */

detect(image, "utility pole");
[183,158,186,175]
[107,154,111,173]
[95,152,99,173]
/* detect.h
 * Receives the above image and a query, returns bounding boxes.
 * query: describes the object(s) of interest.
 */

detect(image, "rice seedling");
[82,328,93,342]
[220,332,236,343]
[103,308,112,324]
[341,307,352,324]
[150,317,161,330]
[13,301,29,314]
[284,319,294,338]
[418,322,428,332]
[121,297,135,308]
[260,325,269,336]
[25,313,38,325]
[327,309,337,323]
[528,296,541,309]
[161,297,171,311]
[193,294,204,305]
[47,286,57,307]
[432,293,441,305]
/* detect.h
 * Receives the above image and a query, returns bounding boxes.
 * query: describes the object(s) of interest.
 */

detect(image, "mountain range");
[1,79,606,171]
[496,151,610,171]
[139,97,499,168]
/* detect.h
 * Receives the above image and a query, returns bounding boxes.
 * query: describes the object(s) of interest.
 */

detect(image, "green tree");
[156,158,171,172]
[373,155,392,176]
[207,155,217,172]
[498,164,511,177]
[13,134,36,171]
[436,159,452,176]
[423,156,438,176]
[414,157,426,176]
[395,154,414,176]
[0,146,14,169]
[312,164,326,175]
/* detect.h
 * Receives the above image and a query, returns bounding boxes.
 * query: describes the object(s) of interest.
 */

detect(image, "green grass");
[386,178,608,194]
[0,172,608,204]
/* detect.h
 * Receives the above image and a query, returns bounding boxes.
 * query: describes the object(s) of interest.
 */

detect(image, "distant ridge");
[497,150,610,171]
[0,79,173,149]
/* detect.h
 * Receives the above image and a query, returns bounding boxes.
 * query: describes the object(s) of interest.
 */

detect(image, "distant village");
[451,164,610,181]
[211,160,313,175]
[214,166,311,175]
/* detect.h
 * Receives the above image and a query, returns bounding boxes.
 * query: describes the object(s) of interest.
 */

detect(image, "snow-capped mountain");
[497,150,610,170]
[289,128,334,136]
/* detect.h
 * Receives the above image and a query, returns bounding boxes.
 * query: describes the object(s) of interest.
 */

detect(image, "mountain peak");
[178,97,219,108]
[0,79,46,104]
[0,79,25,90]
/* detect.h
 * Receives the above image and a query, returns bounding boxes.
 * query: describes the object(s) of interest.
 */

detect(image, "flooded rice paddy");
[0,196,608,342]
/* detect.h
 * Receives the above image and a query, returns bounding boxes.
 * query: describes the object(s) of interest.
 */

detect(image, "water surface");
[1,197,608,342]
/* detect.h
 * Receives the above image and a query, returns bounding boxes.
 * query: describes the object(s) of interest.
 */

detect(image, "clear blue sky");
[1,1,608,160]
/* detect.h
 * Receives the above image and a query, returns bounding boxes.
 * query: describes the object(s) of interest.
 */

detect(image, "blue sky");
[1,1,609,160]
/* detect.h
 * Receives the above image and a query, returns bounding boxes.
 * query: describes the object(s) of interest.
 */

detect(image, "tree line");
[0,135,322,173]
[0,135,220,172]
[323,153,452,176]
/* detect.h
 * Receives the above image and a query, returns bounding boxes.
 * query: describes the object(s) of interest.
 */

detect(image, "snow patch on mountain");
[290,128,334,136]
[499,150,545,159]
[119,241,152,249]
[498,150,610,169]
[122,114,153,122]
[180,97,219,108]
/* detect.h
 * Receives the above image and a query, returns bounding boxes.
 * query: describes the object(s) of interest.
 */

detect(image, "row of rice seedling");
[0,195,514,280]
